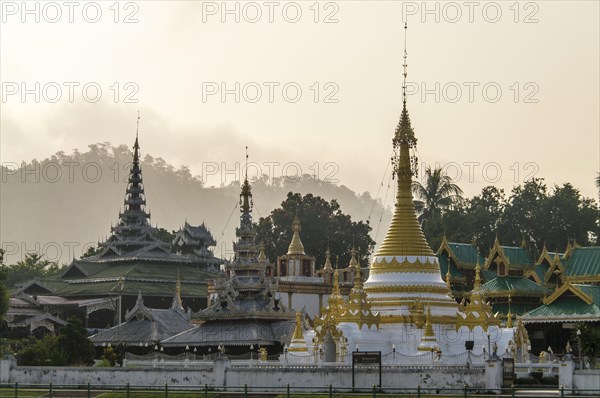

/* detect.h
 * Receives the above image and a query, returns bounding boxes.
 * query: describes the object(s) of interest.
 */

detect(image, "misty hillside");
[0,143,393,265]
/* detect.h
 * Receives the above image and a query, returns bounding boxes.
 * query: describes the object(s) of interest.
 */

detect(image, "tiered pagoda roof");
[96,133,171,260]
[162,162,295,348]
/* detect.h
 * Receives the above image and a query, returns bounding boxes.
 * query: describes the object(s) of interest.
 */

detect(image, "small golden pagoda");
[288,312,309,352]
[276,215,316,277]
[339,253,380,330]
[456,261,501,331]
[313,270,345,341]
[417,306,440,352]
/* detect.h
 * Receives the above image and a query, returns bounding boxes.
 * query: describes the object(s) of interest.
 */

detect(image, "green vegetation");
[0,253,65,289]
[256,192,375,266]
[577,323,600,366]
[0,249,9,323]
[16,316,95,366]
[414,171,598,255]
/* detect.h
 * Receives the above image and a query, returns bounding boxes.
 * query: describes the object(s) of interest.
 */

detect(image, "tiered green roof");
[480,276,550,298]
[564,247,600,281]
[522,284,600,323]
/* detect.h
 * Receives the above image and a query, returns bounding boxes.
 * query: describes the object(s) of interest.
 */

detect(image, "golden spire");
[332,269,340,295]
[445,267,452,291]
[456,260,500,331]
[353,259,364,290]
[292,312,304,340]
[374,22,434,258]
[417,305,439,351]
[340,257,380,329]
[473,260,482,291]
[287,213,306,255]
[288,312,308,352]
[423,306,434,338]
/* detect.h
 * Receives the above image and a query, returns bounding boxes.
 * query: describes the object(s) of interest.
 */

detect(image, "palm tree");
[412,166,464,223]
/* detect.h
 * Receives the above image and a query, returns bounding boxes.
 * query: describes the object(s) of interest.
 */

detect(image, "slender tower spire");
[98,113,169,257]
[364,23,457,325]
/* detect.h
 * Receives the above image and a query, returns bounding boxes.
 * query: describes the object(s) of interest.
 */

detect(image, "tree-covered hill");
[0,143,392,265]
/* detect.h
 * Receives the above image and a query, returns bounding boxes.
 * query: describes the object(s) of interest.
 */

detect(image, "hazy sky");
[2,1,599,201]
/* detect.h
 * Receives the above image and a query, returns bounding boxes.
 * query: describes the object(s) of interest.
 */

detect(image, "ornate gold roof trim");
[543,282,593,305]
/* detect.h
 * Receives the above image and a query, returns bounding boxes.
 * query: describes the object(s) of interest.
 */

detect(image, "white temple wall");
[281,293,322,318]
[332,324,514,357]
[2,359,484,390]
[573,370,600,394]
[227,366,485,390]
[5,364,215,386]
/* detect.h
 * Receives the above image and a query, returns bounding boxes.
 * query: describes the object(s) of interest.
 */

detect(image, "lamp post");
[487,331,491,359]
[392,344,396,361]
[355,343,359,352]
[250,344,254,360]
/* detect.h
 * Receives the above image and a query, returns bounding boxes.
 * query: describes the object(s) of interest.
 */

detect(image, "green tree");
[155,228,177,244]
[464,186,505,252]
[2,253,64,288]
[17,335,68,366]
[412,166,463,222]
[577,323,600,366]
[0,249,9,323]
[539,184,598,251]
[81,245,102,259]
[57,316,95,365]
[497,178,548,251]
[411,166,464,249]
[256,192,375,267]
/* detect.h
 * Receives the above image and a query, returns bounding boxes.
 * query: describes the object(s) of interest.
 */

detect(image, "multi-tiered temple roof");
[12,126,222,330]
[163,160,295,350]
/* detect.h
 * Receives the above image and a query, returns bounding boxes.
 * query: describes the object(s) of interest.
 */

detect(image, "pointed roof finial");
[287,212,306,255]
[133,111,141,164]
[240,146,253,214]
[136,110,140,138]
[244,145,249,182]
[402,21,408,106]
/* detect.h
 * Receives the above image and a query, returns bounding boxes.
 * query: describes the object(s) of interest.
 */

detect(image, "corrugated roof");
[480,276,550,297]
[522,285,600,322]
[501,246,533,266]
[448,243,485,265]
[565,247,600,278]
[162,320,295,347]
[90,308,194,345]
